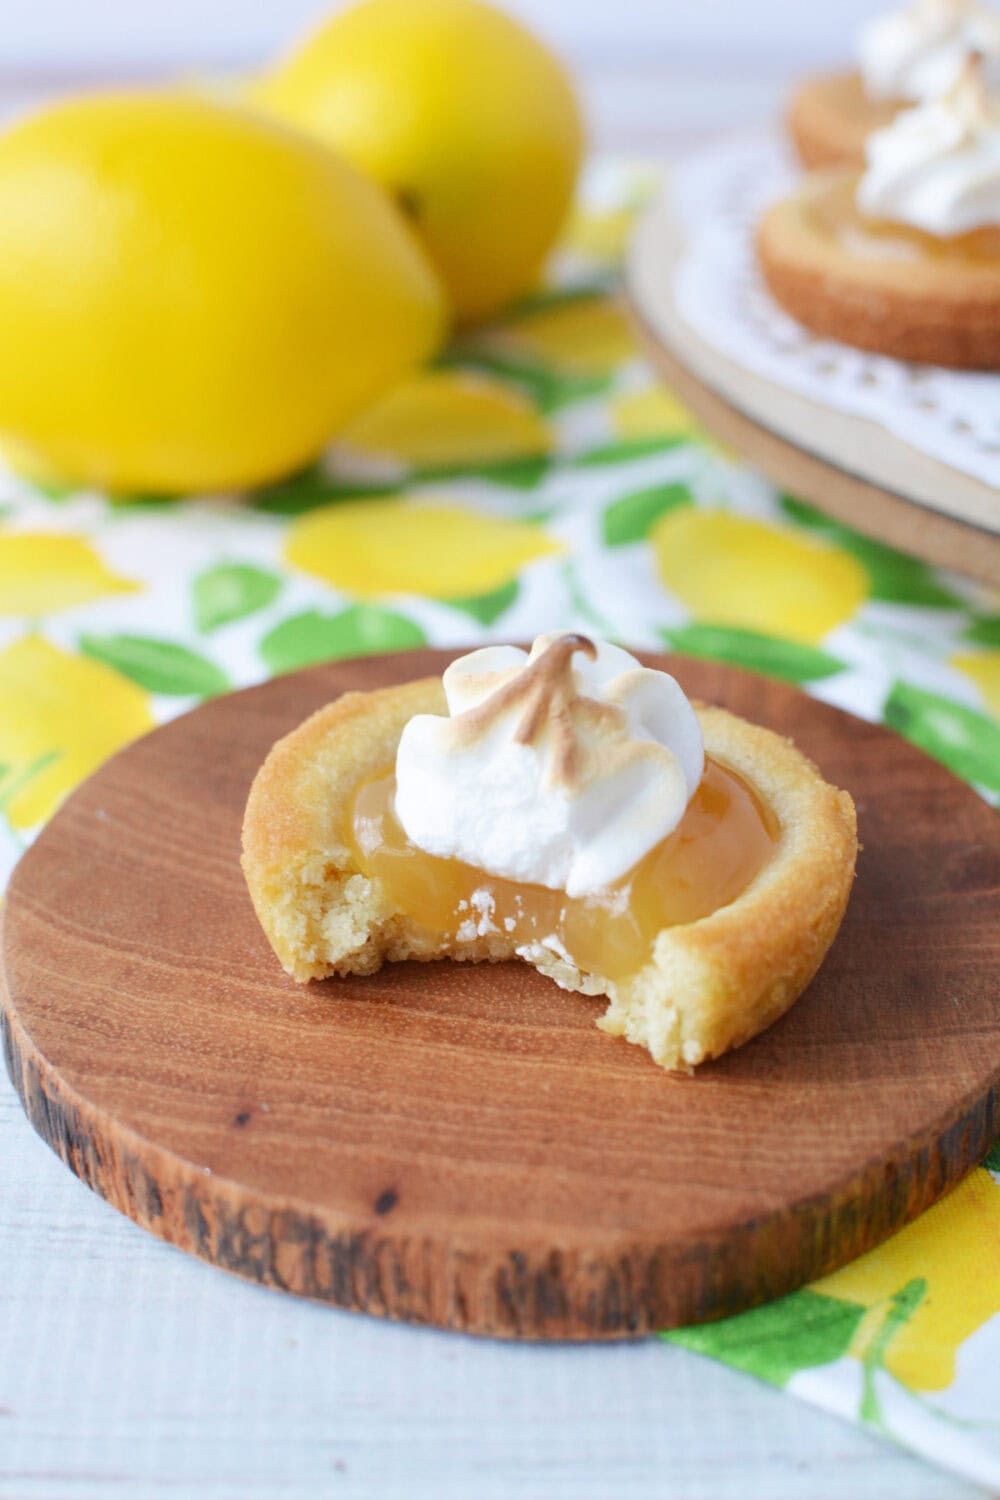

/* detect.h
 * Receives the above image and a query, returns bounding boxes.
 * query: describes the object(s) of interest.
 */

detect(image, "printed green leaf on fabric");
[446,351,610,414]
[779,495,962,609]
[0,751,60,817]
[505,278,617,320]
[963,615,1000,648]
[79,634,229,696]
[416,454,551,489]
[860,1278,928,1430]
[837,536,961,609]
[883,680,1000,794]
[253,465,400,516]
[109,491,183,511]
[779,495,840,530]
[28,477,77,502]
[661,623,846,683]
[574,434,686,467]
[260,606,426,675]
[445,578,518,625]
[193,563,282,633]
[664,1289,866,1388]
[602,481,692,546]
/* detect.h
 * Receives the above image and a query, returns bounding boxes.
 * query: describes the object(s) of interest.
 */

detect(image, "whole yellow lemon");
[0,92,446,493]
[256,0,584,325]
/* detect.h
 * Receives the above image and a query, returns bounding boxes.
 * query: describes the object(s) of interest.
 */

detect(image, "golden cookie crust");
[756,170,1000,369]
[242,679,857,1072]
[787,70,898,171]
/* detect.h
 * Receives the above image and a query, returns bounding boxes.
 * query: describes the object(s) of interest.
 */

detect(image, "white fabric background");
[1,1,891,69]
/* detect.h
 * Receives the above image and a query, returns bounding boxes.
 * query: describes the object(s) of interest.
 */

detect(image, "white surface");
[669,136,1000,490]
[0,9,869,159]
[0,1079,987,1500]
[0,0,893,71]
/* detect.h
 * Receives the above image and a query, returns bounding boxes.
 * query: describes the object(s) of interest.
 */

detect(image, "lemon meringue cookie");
[242,635,857,1071]
[760,56,1000,368]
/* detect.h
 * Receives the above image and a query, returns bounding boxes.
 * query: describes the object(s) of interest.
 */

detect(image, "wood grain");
[625,190,1000,588]
[2,651,999,1339]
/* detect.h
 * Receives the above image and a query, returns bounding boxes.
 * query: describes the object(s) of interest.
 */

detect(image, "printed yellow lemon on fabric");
[255,0,583,324]
[563,172,657,263]
[814,1168,1000,1392]
[0,636,153,829]
[0,534,138,616]
[491,295,637,376]
[565,204,637,264]
[0,436,74,490]
[285,499,561,598]
[611,385,726,457]
[951,651,1000,717]
[0,92,444,494]
[653,510,868,645]
[338,371,550,469]
[611,386,703,441]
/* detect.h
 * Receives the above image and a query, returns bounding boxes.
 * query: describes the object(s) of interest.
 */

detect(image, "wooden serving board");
[3,651,1000,1339]
[625,191,1000,587]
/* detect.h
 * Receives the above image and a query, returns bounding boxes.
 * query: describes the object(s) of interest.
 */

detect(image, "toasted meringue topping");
[859,0,1000,104]
[393,633,705,897]
[857,53,1000,233]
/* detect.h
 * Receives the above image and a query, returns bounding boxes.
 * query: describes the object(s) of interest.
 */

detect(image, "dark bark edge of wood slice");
[3,650,1000,1340]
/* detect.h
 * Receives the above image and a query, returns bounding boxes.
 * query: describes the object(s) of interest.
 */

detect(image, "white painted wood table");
[0,1080,985,1500]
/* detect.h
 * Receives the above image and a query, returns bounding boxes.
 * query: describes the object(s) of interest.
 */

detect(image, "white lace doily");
[671,136,1000,489]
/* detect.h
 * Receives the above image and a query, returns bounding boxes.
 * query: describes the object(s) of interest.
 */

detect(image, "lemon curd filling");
[348,758,779,982]
[810,174,1000,262]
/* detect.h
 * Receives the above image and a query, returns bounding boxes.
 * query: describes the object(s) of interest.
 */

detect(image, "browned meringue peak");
[950,49,1000,131]
[450,633,631,789]
[392,634,706,897]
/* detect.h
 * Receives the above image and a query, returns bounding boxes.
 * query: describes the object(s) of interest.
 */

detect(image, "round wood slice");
[3,651,999,1339]
[625,189,1000,588]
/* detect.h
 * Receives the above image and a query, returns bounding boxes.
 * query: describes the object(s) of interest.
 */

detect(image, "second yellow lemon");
[256,0,583,325]
[0,92,445,493]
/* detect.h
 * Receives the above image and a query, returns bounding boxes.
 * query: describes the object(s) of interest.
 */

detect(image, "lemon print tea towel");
[0,161,998,1489]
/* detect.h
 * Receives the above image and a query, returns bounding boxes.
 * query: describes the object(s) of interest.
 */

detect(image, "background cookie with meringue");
[788,0,1000,168]
[762,54,1000,367]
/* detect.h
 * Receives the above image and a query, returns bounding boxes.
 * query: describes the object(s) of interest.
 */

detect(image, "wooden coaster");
[625,191,1000,588]
[3,651,999,1339]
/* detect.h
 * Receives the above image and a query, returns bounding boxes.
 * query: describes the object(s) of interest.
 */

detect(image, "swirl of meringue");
[859,0,1000,104]
[857,56,1000,234]
[393,633,704,897]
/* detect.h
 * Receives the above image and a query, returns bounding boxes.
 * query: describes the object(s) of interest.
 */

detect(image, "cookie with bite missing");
[242,636,857,1072]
